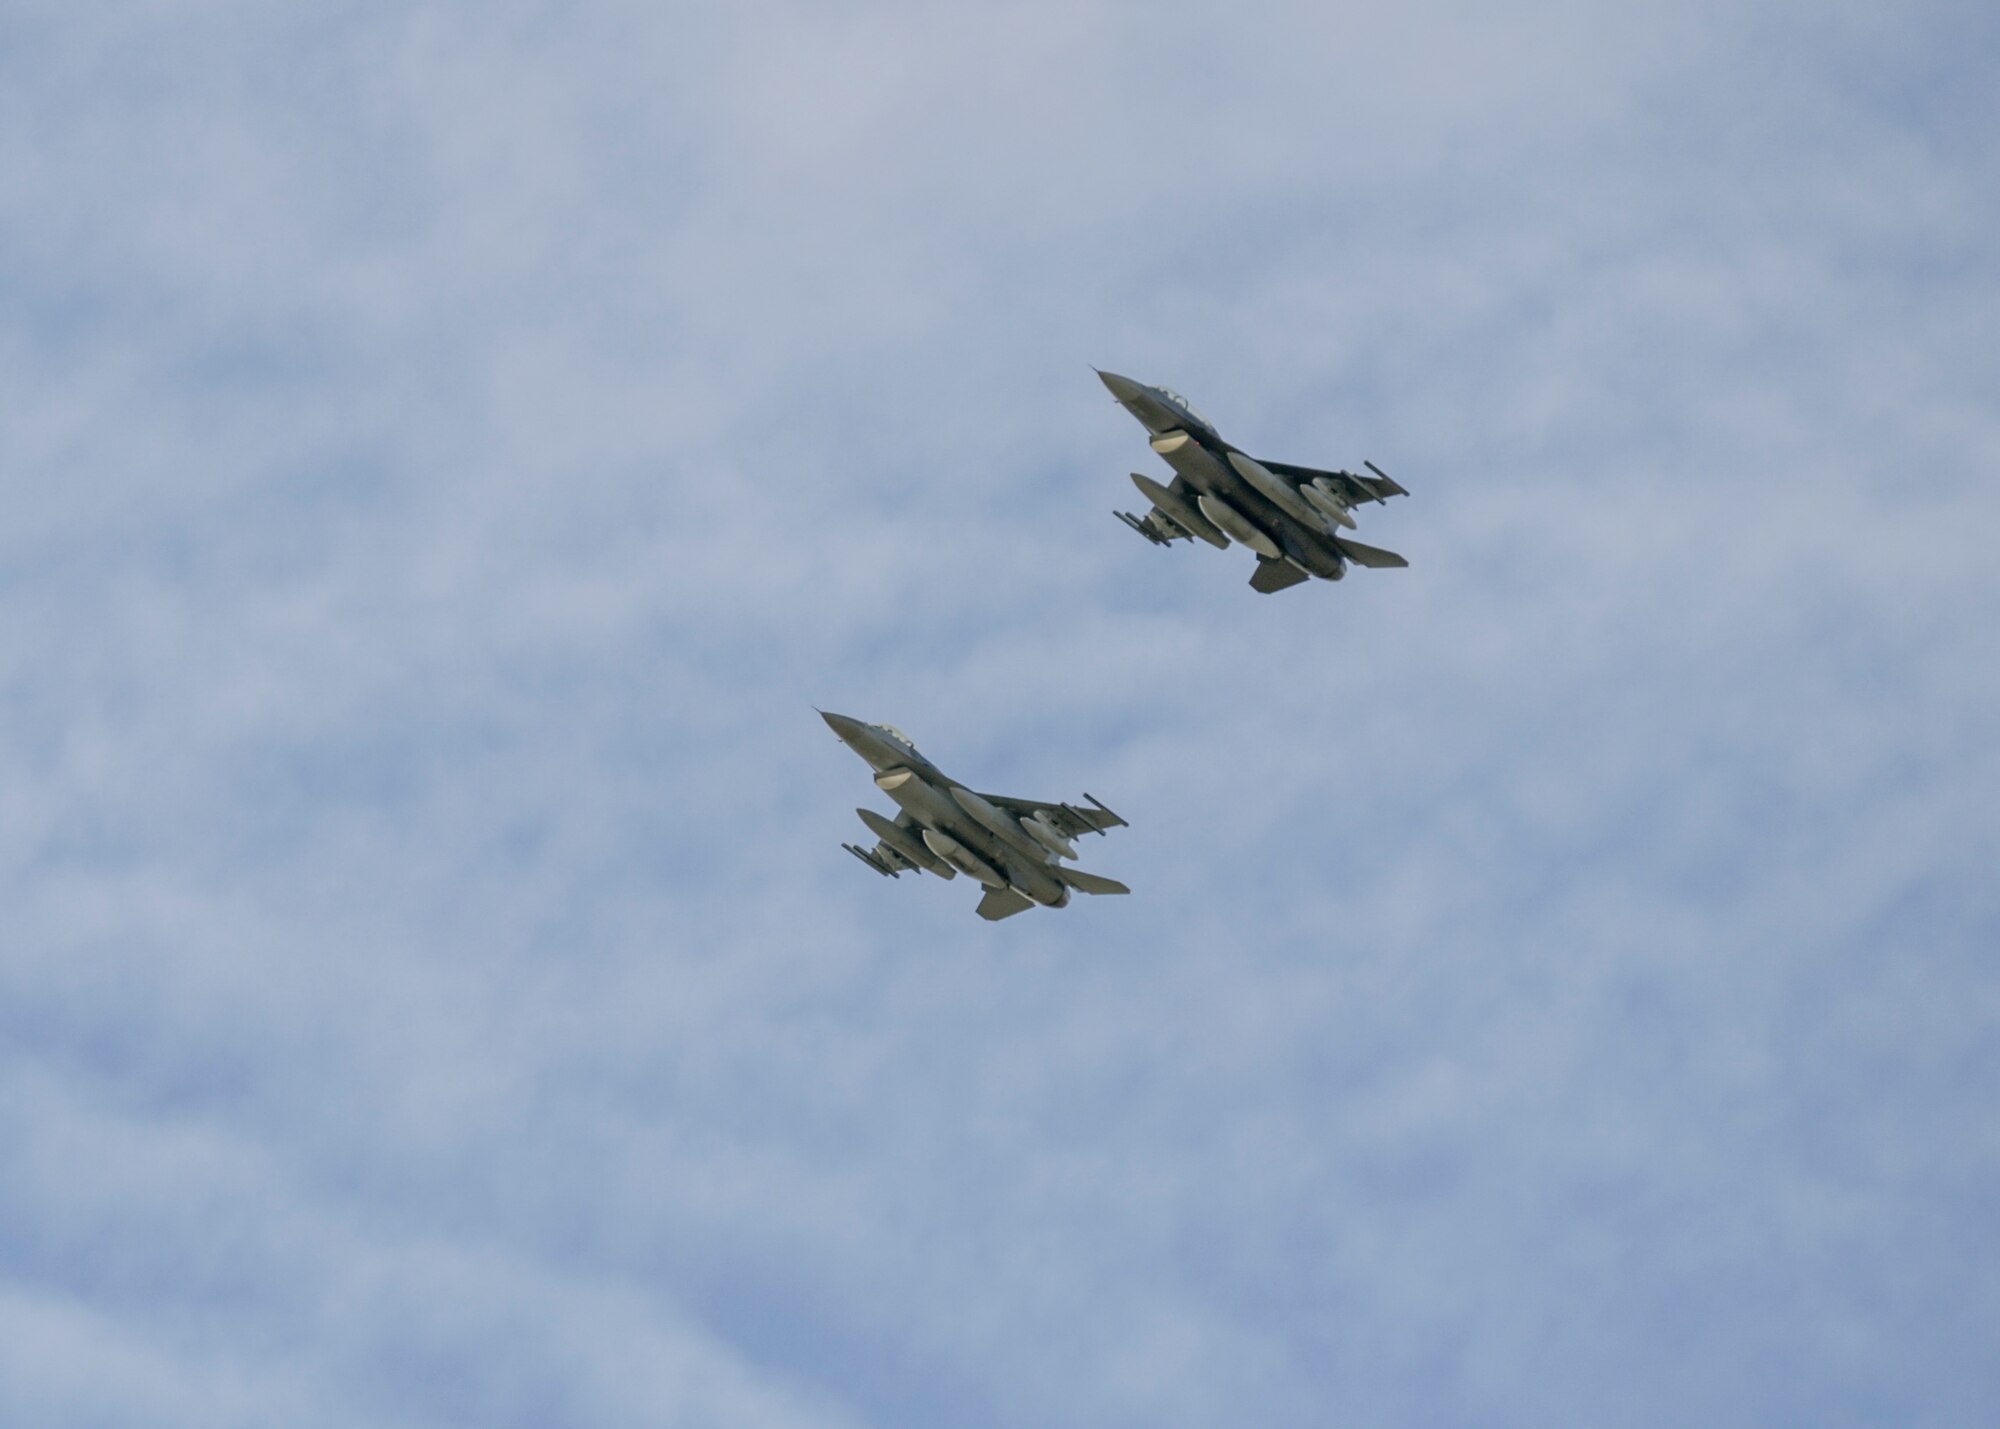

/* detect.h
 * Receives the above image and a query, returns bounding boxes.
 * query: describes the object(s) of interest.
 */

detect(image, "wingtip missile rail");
[843,842,900,877]
[1082,793,1128,829]
[1362,459,1409,498]
[1116,509,1176,546]
[1055,795,1128,834]
[857,807,955,879]
[1128,472,1228,549]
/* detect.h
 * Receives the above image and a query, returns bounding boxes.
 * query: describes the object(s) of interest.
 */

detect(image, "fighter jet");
[821,711,1130,921]
[1099,369,1409,593]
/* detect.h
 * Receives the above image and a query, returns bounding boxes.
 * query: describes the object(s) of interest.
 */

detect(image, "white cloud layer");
[4,1,1997,1425]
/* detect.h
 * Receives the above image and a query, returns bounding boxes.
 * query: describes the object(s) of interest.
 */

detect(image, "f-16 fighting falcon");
[820,711,1130,921]
[1099,369,1409,593]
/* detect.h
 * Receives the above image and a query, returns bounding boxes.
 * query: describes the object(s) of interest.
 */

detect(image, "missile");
[1363,459,1409,497]
[1129,472,1228,549]
[1226,451,1322,530]
[1197,494,1282,559]
[948,788,1070,905]
[1302,479,1358,529]
[1023,813,1077,861]
[857,807,955,879]
[1116,509,1175,546]
[950,786,1047,862]
[842,842,898,877]
[921,828,1006,888]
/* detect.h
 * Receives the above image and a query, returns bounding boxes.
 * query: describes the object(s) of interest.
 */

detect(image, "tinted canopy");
[1157,387,1213,428]
[869,722,916,750]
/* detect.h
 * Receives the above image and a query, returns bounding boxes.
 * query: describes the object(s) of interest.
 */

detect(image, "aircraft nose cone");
[1096,369,1146,405]
[820,710,865,743]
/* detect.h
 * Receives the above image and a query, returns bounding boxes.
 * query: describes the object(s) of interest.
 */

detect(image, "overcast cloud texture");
[4,2,1998,1425]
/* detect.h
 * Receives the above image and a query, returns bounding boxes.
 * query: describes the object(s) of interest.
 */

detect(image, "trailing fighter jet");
[1099,369,1409,593]
[820,710,1130,921]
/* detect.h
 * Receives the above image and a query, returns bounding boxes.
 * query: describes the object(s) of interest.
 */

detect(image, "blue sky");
[4,2,1997,1425]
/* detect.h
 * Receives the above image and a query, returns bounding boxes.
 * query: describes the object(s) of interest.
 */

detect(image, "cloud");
[3,1,1997,1425]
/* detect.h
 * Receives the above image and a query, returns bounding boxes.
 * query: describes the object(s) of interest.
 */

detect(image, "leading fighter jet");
[821,711,1129,921]
[1100,369,1409,593]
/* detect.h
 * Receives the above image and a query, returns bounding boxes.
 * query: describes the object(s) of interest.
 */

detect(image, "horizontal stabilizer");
[1057,866,1131,896]
[977,886,1036,921]
[1249,557,1311,593]
[1332,536,1408,569]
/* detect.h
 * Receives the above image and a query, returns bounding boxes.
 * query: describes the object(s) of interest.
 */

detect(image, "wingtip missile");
[1081,793,1128,830]
[842,842,899,877]
[1128,473,1228,548]
[857,807,954,879]
[1362,460,1409,497]
[1116,509,1174,546]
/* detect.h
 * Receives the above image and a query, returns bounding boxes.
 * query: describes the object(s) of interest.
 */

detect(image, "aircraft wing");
[1116,472,1199,545]
[979,790,1129,841]
[1115,508,1189,546]
[842,840,908,877]
[1117,473,1229,549]
[1261,458,1407,506]
[843,809,954,880]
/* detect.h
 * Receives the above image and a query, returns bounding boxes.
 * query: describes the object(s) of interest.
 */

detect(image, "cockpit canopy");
[1156,386,1213,429]
[869,722,916,751]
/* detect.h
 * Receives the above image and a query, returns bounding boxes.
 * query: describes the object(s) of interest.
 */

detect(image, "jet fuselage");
[1097,370,1348,581]
[820,711,1070,908]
